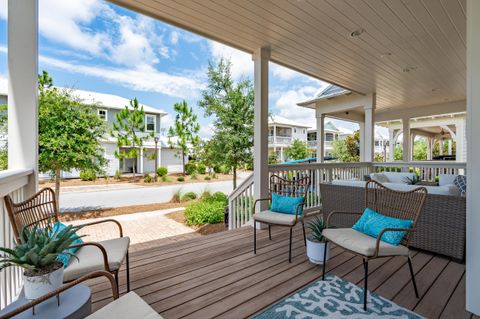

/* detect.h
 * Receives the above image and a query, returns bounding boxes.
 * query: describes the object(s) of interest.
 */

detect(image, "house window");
[98,109,108,121]
[294,128,297,133]
[146,114,156,132]
[325,133,334,142]
[303,129,306,134]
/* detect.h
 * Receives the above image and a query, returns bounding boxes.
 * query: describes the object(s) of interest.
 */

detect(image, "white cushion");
[322,228,409,257]
[383,182,459,196]
[439,174,457,186]
[331,180,367,188]
[253,210,299,226]
[64,237,130,282]
[369,173,389,183]
[86,292,162,319]
[382,172,416,184]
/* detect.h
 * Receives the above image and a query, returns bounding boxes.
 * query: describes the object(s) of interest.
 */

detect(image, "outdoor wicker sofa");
[320,183,466,261]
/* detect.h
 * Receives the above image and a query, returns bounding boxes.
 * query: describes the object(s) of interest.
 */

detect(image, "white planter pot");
[306,238,330,265]
[23,265,64,300]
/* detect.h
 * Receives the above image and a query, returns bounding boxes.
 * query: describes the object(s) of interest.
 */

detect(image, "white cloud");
[208,41,252,81]
[160,114,175,133]
[272,86,320,128]
[271,63,301,81]
[0,0,6,20]
[199,123,215,139]
[39,54,205,98]
[170,31,179,45]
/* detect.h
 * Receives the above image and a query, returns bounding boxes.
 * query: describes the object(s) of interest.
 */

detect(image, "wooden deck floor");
[89,224,472,319]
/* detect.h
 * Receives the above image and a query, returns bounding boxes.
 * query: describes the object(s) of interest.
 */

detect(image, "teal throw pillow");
[352,208,413,246]
[271,193,304,215]
[50,222,83,268]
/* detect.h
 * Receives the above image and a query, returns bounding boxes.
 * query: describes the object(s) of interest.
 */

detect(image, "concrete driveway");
[59,174,248,212]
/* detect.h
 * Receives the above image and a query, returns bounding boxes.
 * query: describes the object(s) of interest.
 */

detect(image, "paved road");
[59,176,247,212]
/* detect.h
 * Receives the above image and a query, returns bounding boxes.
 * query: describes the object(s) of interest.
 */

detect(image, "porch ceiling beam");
[298,93,371,114]
[375,100,466,122]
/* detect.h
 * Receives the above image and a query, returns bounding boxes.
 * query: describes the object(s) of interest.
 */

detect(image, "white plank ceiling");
[109,0,466,112]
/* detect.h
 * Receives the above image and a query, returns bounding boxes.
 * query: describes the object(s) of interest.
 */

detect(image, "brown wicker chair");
[322,180,427,310]
[4,187,131,292]
[253,174,310,263]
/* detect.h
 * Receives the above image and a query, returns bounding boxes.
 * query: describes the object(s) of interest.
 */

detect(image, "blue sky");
[0,0,360,138]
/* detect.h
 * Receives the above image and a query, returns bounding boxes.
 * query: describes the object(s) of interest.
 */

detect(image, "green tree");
[38,71,108,204]
[111,98,151,178]
[331,130,360,162]
[268,151,279,164]
[168,100,200,176]
[284,139,311,161]
[394,145,403,160]
[198,58,254,189]
[413,138,427,160]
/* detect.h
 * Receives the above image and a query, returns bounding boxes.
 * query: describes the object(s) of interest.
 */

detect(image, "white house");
[268,115,310,162]
[0,84,185,177]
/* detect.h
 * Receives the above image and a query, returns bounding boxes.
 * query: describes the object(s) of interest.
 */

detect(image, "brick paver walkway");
[69,208,202,252]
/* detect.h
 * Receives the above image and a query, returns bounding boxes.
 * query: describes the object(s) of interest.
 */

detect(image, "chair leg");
[114,271,119,294]
[268,225,272,240]
[301,220,306,246]
[322,240,328,280]
[363,259,368,311]
[253,221,257,255]
[126,251,131,292]
[407,256,419,298]
[288,228,293,263]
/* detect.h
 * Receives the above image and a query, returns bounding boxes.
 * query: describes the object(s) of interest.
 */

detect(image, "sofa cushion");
[382,172,416,184]
[322,228,409,257]
[383,182,459,196]
[439,174,458,186]
[331,180,367,188]
[370,173,389,183]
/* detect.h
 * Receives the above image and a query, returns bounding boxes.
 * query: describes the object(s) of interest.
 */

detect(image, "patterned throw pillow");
[352,208,413,246]
[454,175,467,195]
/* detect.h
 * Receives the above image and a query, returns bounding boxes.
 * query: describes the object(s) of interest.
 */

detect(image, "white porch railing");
[0,169,35,310]
[228,161,466,230]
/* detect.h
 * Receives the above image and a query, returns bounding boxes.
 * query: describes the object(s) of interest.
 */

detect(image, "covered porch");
[2,0,480,317]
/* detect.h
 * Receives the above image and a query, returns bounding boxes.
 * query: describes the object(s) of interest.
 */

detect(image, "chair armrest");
[253,198,271,213]
[295,202,305,220]
[326,211,362,228]
[69,242,110,272]
[1,271,118,319]
[76,219,124,238]
[373,227,414,258]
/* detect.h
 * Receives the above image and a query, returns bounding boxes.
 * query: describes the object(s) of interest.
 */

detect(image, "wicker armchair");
[4,187,131,292]
[322,181,427,310]
[253,174,310,263]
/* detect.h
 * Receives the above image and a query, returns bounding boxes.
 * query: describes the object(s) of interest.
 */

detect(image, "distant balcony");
[268,136,292,145]
[307,140,333,148]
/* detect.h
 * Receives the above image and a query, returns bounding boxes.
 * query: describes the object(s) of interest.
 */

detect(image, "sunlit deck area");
[88,223,470,319]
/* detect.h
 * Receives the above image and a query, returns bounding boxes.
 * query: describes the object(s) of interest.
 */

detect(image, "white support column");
[448,139,453,156]
[388,128,395,162]
[8,0,39,196]
[467,0,480,314]
[253,47,270,216]
[138,148,144,174]
[363,96,376,162]
[439,139,444,156]
[359,122,365,162]
[315,112,325,162]
[426,138,432,160]
[402,118,411,162]
[411,134,416,160]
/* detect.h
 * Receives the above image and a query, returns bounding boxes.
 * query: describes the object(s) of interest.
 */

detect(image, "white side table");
[0,284,91,319]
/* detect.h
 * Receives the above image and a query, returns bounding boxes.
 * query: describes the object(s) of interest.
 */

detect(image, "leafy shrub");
[114,169,122,180]
[204,176,211,181]
[197,163,207,174]
[157,166,168,177]
[171,189,182,203]
[161,175,171,182]
[184,200,225,225]
[177,176,185,182]
[214,164,229,174]
[191,173,198,180]
[209,191,228,205]
[185,162,197,175]
[211,172,218,179]
[182,191,197,201]
[200,190,212,200]
[143,174,153,183]
[80,169,97,181]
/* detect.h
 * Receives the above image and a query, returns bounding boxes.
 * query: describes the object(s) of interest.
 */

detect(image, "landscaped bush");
[184,200,225,226]
[177,176,185,182]
[143,174,153,183]
[191,173,198,180]
[185,162,197,175]
[197,163,207,174]
[204,176,211,181]
[182,191,197,201]
[171,189,182,203]
[157,166,168,177]
[206,191,228,205]
[80,169,97,181]
[214,164,229,174]
[161,175,171,182]
[114,169,122,180]
[200,190,212,200]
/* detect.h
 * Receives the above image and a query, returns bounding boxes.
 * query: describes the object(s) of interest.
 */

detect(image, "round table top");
[0,284,91,319]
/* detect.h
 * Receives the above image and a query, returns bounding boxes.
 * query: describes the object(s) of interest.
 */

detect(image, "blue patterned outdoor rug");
[254,275,423,318]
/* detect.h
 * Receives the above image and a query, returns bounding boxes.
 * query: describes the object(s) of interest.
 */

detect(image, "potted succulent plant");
[306,216,330,265]
[0,222,82,300]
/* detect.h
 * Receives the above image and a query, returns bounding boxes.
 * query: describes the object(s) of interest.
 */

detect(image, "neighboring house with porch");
[0,85,185,177]
[268,115,310,162]
[306,121,341,158]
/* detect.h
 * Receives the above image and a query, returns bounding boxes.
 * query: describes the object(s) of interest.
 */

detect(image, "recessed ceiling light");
[402,66,417,73]
[350,28,365,38]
